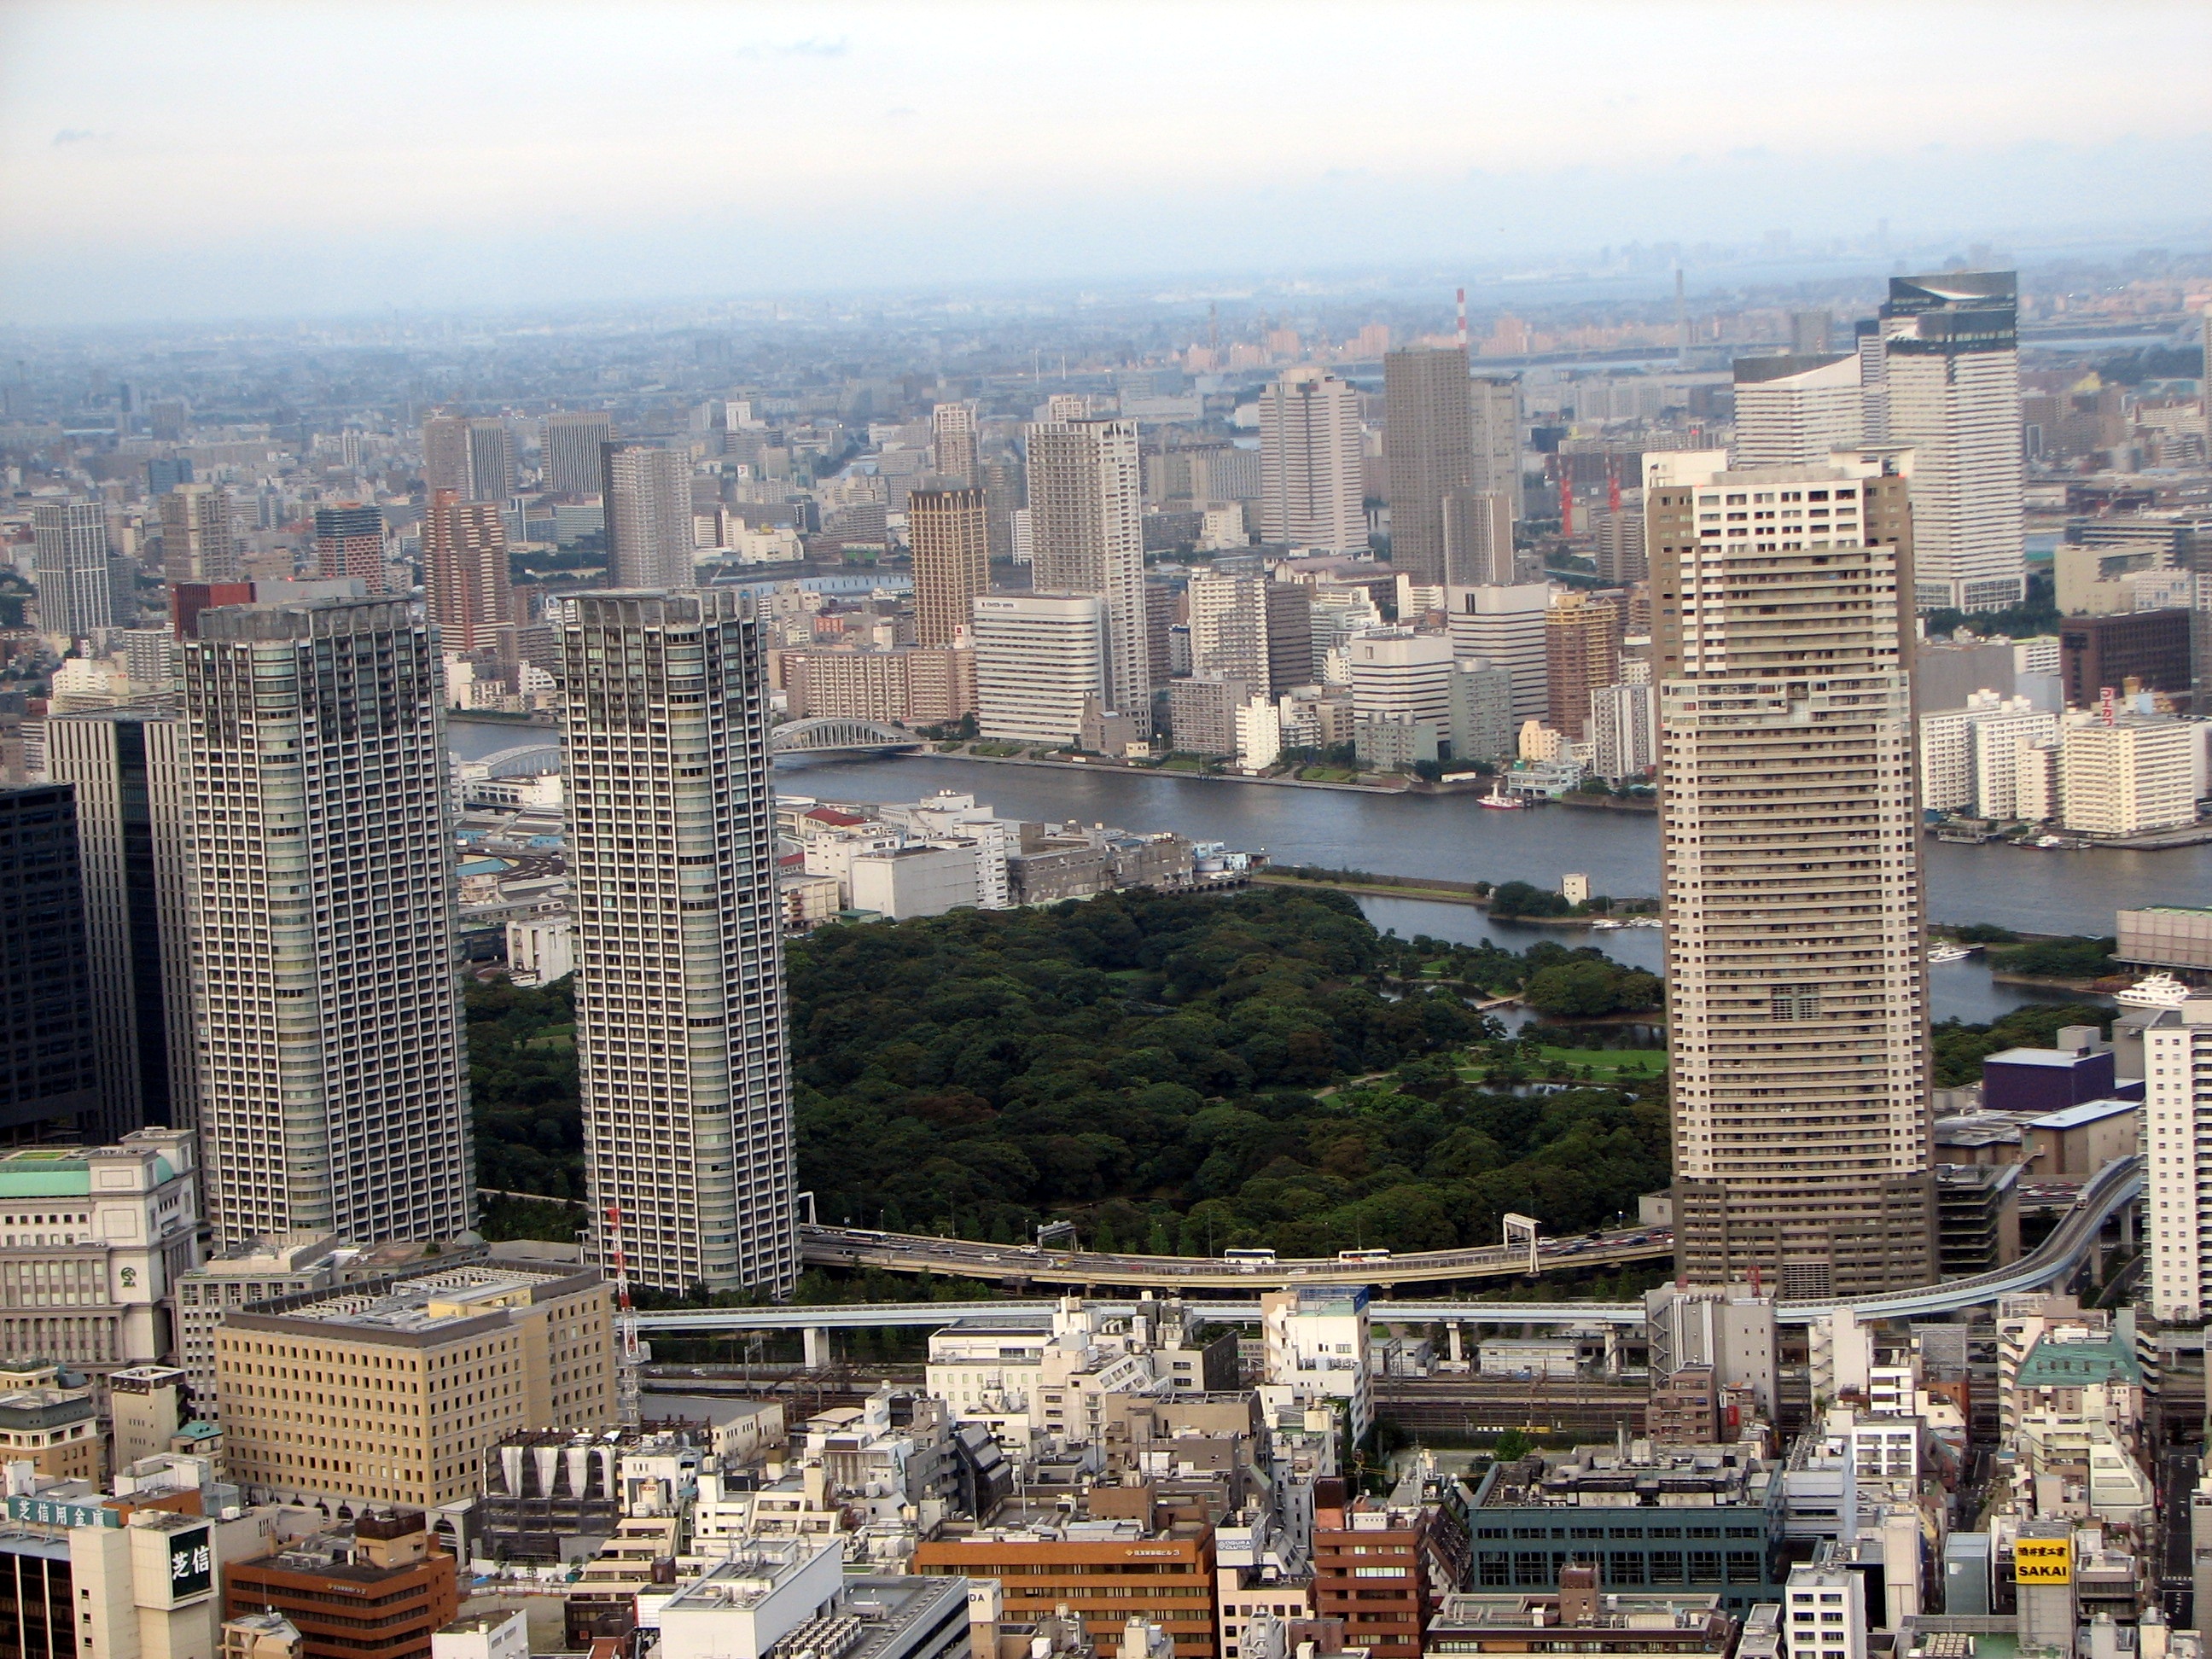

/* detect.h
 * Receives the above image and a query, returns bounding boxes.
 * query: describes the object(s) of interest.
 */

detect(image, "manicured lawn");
[1533,1047,1666,1074]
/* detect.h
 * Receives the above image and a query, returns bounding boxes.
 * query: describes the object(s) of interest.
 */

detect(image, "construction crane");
[606,1201,647,1427]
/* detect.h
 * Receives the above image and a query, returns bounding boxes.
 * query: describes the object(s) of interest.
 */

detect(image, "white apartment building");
[181,597,474,1249]
[1234,696,1283,770]
[1257,368,1365,552]
[562,591,799,1297]
[1444,585,1549,722]
[2059,716,2203,835]
[1589,681,1658,782]
[1880,272,2025,612]
[850,845,980,920]
[876,792,1013,909]
[930,400,979,485]
[971,593,1107,743]
[1024,418,1150,730]
[1644,450,1933,1297]
[2148,998,2212,1321]
[1732,354,1862,469]
[1918,691,2058,817]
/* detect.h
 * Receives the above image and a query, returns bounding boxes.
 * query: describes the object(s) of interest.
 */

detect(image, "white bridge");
[770,718,928,755]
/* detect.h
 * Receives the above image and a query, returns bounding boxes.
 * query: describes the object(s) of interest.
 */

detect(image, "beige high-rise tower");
[908,486,989,648]
[1647,446,1936,1298]
[1025,416,1150,730]
[930,402,979,486]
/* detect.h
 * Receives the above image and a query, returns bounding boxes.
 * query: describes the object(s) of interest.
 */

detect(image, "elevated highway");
[634,1156,2139,1344]
[797,1222,1672,1289]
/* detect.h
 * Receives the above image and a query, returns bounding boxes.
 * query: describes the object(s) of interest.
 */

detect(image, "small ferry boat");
[2115,972,2194,1010]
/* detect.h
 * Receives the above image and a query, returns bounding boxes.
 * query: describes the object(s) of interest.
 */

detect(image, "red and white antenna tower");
[1558,472,1575,537]
[1607,460,1622,516]
[605,1201,644,1426]
[1455,287,1468,351]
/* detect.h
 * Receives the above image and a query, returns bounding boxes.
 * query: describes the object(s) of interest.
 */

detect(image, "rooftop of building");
[0,1141,180,1196]
[2021,1098,2138,1132]
[1431,1592,1729,1633]
[2015,1330,2142,1389]
[232,1261,597,1340]
[1478,1445,1770,1509]
[661,1540,837,1612]
[767,1575,971,1659]
[1984,1047,2105,1070]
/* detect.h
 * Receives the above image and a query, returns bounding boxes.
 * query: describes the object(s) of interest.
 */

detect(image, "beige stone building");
[215,1262,614,1511]
[1645,448,1936,1297]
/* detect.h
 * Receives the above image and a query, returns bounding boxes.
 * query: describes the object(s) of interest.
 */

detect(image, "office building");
[2059,608,2193,705]
[1446,585,1550,723]
[1026,417,1150,730]
[1258,368,1365,552]
[1346,631,1457,742]
[930,401,979,486]
[158,483,236,585]
[312,505,386,591]
[0,1129,200,1379]
[1644,1284,1778,1444]
[33,501,114,641]
[1383,346,1474,585]
[44,712,195,1137]
[1188,570,1313,697]
[1545,593,1621,742]
[224,1511,458,1659]
[182,597,474,1249]
[602,443,696,590]
[1731,354,1862,469]
[1878,272,2025,612]
[421,415,473,498]
[1782,1562,1866,1659]
[562,591,800,1298]
[1646,449,1935,1297]
[2146,996,2212,1321]
[465,418,515,504]
[542,410,613,498]
[972,593,1108,743]
[1167,676,1249,758]
[217,1261,613,1510]
[2058,716,2201,835]
[1441,488,1516,585]
[421,489,515,655]
[909,486,990,648]
[147,456,193,496]
[1470,375,1524,522]
[0,783,102,1138]
[173,1234,343,1414]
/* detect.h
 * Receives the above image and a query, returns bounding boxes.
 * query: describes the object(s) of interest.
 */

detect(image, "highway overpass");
[637,1155,2139,1350]
[798,1222,1673,1289]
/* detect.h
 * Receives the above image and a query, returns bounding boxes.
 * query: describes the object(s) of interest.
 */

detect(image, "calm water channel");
[448,719,2212,1030]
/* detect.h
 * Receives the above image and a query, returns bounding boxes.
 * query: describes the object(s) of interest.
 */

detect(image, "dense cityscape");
[5,9,2212,1659]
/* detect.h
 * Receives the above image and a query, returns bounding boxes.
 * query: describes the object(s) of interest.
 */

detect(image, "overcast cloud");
[2,0,2207,324]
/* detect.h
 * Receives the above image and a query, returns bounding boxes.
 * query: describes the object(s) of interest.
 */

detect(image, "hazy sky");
[3,0,2208,326]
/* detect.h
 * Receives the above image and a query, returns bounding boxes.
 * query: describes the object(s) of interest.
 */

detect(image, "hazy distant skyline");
[3,0,2208,327]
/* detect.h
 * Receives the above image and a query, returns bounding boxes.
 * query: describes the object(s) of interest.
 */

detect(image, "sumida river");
[448,719,2210,1029]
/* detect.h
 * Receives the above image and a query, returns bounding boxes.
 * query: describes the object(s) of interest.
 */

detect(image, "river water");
[447,719,2211,1029]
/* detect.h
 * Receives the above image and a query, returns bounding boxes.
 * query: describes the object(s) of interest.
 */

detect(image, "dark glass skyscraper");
[0,784,101,1138]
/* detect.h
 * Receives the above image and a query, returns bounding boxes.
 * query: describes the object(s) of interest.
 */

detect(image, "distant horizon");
[3,0,2209,329]
[2,217,2208,342]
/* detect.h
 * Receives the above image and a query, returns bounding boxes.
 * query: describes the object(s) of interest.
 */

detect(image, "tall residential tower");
[561,591,800,1297]
[1646,449,1935,1297]
[1024,417,1150,729]
[1257,367,1365,552]
[1878,271,2024,613]
[181,597,474,1249]
[908,486,990,649]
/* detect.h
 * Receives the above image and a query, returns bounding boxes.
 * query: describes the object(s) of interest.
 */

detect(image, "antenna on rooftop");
[606,1201,643,1427]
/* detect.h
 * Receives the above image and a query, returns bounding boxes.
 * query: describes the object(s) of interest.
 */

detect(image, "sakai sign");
[2014,1538,2071,1585]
